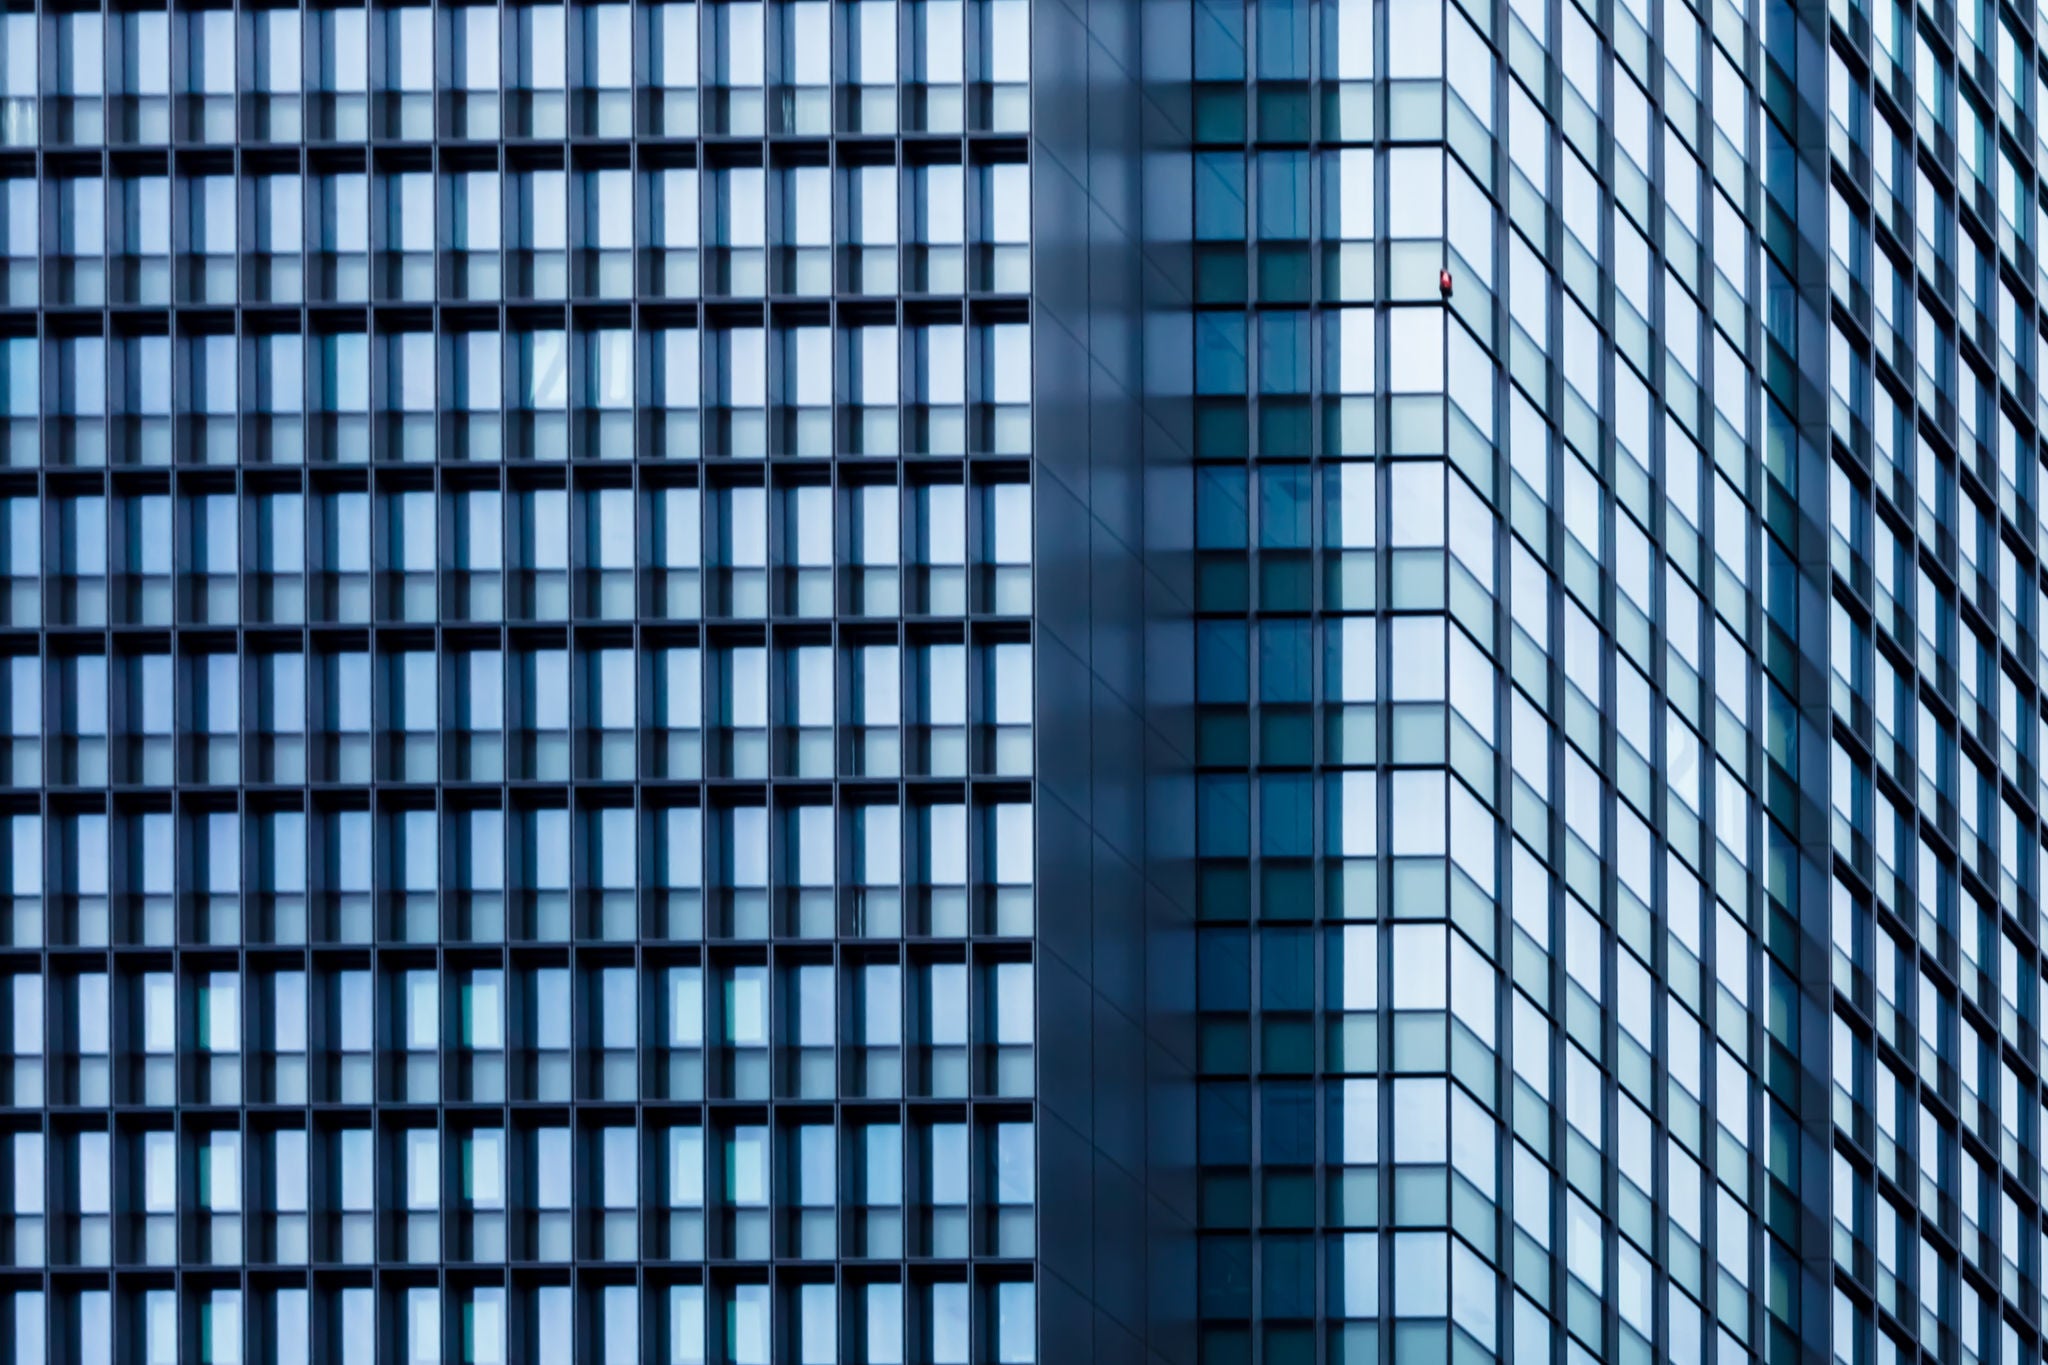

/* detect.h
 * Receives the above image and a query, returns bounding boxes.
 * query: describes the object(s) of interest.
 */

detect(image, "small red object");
[1440,269,1453,297]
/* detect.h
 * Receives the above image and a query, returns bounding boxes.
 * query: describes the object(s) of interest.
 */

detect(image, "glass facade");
[0,3,1045,1362]
[1176,0,1830,1360]
[1824,0,2048,1359]
[0,0,1951,1360]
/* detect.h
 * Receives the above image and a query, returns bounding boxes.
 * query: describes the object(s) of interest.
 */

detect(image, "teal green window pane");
[1200,1081,1252,1161]
[1194,0,1247,79]
[1200,1237,1254,1319]
[1199,467,1251,548]
[1199,621,1250,702]
[1198,314,1249,396]
[1198,928,1251,1009]
[1257,152,1310,240]
[1196,155,1248,240]
[1200,776,1251,856]
[1259,312,1310,394]
[1260,1236,1316,1317]
[1260,775,1313,856]
[1259,466,1311,548]
[1260,622,1312,702]
[1260,929,1313,1010]
[1261,1082,1314,1163]
[1256,0,1310,78]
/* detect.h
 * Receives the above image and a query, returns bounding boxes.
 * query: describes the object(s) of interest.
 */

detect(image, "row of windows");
[0,1115,1033,1260]
[0,959,1037,1106]
[0,323,1033,450]
[0,0,1033,144]
[0,481,1034,625]
[0,795,1035,937]
[0,637,1034,787]
[4,1277,1037,1365]
[0,163,1030,309]
[1194,445,1730,597]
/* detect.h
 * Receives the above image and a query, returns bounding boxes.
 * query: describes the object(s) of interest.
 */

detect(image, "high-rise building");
[0,0,1984,1361]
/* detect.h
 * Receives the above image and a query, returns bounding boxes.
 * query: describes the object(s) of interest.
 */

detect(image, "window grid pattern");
[1186,0,1796,1361]
[0,4,1037,1363]
[1823,0,2048,1359]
